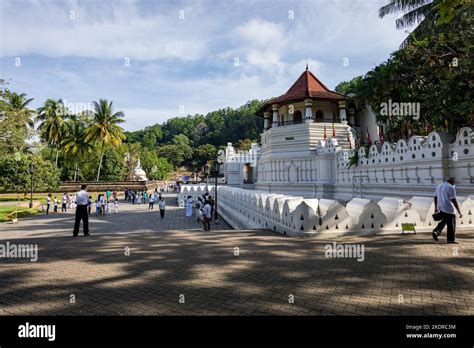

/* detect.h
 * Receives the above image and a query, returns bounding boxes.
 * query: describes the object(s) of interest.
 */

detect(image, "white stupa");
[132,158,148,181]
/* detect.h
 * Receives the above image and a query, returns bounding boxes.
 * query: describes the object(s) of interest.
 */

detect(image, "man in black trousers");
[433,176,462,243]
[73,184,90,237]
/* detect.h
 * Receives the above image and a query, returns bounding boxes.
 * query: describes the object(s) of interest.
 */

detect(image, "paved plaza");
[0,194,473,315]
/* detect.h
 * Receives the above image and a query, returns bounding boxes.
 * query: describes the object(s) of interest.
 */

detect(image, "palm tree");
[84,99,126,181]
[62,117,93,181]
[2,91,35,129]
[36,99,68,166]
[379,0,441,29]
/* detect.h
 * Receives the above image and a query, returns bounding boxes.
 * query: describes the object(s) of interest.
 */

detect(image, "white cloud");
[1,0,411,130]
[234,18,288,71]
[1,0,209,60]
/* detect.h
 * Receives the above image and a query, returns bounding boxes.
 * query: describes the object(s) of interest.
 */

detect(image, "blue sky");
[0,0,409,130]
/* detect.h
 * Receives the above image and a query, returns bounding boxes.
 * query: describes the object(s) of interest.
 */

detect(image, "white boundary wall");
[180,185,474,237]
[256,127,474,200]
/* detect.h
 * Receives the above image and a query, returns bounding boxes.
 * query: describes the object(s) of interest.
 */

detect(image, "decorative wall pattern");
[180,185,474,237]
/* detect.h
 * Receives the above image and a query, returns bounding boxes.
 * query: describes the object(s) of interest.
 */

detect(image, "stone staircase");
[309,122,354,150]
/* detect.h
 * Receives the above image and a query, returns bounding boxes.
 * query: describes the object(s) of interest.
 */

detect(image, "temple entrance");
[243,163,253,183]
[315,110,323,122]
[293,110,302,124]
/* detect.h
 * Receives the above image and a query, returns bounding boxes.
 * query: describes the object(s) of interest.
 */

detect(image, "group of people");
[45,192,77,215]
[94,191,119,216]
[64,176,464,243]
[185,193,214,231]
[124,187,167,218]
[46,190,120,216]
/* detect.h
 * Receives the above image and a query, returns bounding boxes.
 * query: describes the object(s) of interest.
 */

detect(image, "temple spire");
[306,62,309,71]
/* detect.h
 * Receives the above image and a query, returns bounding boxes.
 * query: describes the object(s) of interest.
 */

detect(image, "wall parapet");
[181,185,474,237]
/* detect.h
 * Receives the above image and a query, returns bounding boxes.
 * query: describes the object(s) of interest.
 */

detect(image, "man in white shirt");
[61,193,68,212]
[158,198,166,219]
[202,201,212,231]
[73,184,90,237]
[433,177,462,243]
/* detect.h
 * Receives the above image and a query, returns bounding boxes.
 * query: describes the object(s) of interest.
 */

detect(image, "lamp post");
[214,150,224,224]
[28,162,35,209]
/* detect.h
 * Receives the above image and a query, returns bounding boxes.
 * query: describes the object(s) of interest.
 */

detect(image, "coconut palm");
[62,117,93,181]
[36,99,68,166]
[379,0,439,29]
[2,91,35,129]
[84,99,126,181]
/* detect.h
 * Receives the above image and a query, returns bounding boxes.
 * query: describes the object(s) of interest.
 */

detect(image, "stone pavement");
[0,193,473,315]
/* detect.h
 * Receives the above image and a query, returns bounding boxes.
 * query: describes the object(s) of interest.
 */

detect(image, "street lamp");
[214,150,224,224]
[28,162,35,209]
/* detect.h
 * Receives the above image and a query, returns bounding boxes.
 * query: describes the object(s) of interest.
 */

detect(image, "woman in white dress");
[185,196,193,217]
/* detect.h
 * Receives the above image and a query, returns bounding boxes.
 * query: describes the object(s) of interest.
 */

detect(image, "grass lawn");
[0,206,42,222]
[0,195,48,204]
[0,192,124,205]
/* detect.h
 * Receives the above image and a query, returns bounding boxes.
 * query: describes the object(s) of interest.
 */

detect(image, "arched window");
[315,110,323,122]
[293,110,302,124]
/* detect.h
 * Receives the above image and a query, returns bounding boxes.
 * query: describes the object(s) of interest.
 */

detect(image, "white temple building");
[184,68,474,236]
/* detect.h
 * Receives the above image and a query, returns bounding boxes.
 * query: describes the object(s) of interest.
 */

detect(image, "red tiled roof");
[257,69,347,115]
[274,69,346,103]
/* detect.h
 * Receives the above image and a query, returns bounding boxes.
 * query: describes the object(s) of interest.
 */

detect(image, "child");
[100,194,105,214]
[114,199,119,214]
[105,200,111,215]
[96,195,102,216]
[53,196,58,213]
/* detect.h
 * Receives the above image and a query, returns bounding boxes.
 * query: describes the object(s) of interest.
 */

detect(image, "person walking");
[148,193,155,210]
[196,198,202,222]
[100,194,105,214]
[114,198,119,214]
[95,195,102,216]
[185,196,193,217]
[158,197,166,219]
[67,193,72,209]
[61,193,68,212]
[105,200,111,215]
[46,194,51,215]
[53,196,59,213]
[73,184,90,237]
[433,176,462,244]
[202,200,212,231]
[208,196,214,222]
